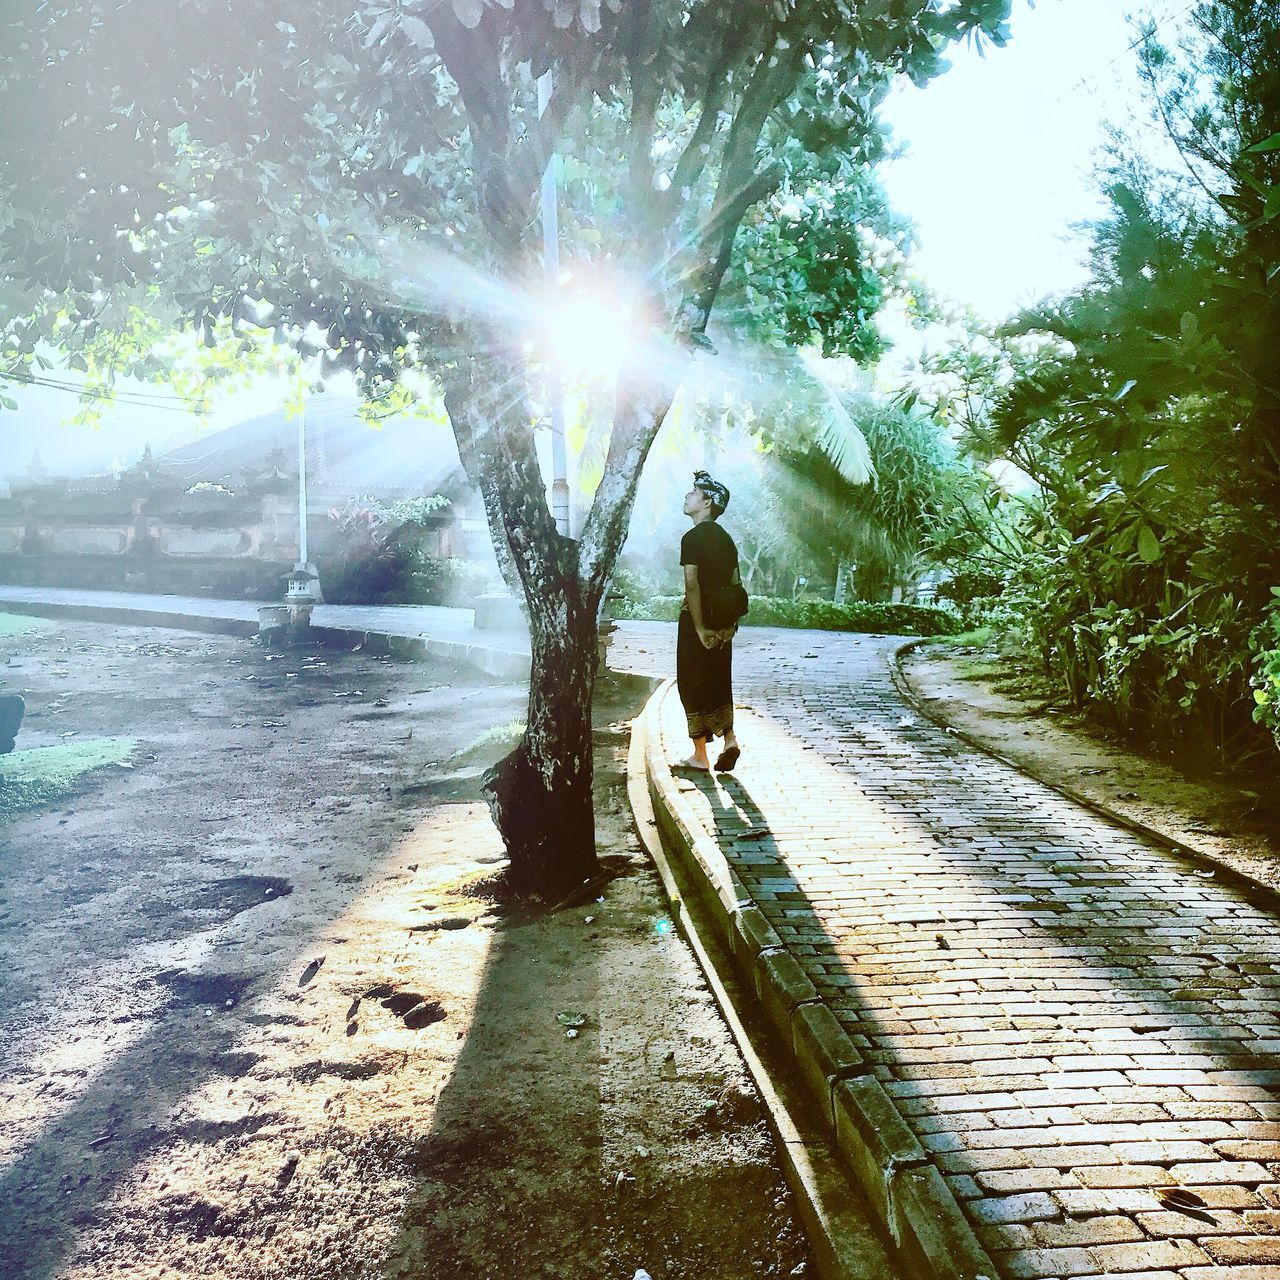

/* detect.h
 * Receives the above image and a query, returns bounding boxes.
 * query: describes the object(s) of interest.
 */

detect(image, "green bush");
[613,595,683,621]
[935,569,1007,619]
[1251,593,1280,752]
[614,593,961,636]
[406,556,496,606]
[1004,499,1269,758]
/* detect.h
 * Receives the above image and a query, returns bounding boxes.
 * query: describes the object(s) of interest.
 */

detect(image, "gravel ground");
[0,614,814,1280]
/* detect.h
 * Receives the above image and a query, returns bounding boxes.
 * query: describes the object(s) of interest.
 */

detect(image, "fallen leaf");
[1156,1187,1213,1219]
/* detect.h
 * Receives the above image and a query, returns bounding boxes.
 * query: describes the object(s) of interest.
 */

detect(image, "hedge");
[612,594,962,637]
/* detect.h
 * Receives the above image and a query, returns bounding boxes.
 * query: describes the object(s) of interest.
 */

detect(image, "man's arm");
[684,564,718,648]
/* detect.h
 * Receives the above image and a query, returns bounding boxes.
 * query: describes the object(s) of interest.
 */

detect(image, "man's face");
[683,487,708,517]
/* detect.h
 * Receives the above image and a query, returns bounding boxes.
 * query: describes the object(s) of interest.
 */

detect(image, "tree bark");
[432,337,615,899]
[483,589,601,899]
[416,18,805,899]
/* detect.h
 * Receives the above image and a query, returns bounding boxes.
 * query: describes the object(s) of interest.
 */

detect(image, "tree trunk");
[834,558,849,605]
[431,319,678,899]
[482,584,601,900]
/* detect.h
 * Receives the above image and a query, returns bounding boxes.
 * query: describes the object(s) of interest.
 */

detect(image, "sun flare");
[544,290,636,381]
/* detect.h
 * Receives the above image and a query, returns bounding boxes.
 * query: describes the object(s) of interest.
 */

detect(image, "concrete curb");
[627,688,897,1280]
[891,639,1280,917]
[347,627,531,681]
[0,598,259,639]
[637,679,997,1280]
[0,597,531,684]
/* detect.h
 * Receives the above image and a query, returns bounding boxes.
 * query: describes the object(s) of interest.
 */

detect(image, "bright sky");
[879,0,1190,321]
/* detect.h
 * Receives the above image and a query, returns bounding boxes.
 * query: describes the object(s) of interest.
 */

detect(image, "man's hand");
[696,626,719,650]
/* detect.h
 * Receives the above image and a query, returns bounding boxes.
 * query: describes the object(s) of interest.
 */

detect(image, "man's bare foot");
[676,755,711,771]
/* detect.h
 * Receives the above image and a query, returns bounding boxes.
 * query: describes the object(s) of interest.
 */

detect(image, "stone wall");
[0,551,293,598]
[0,467,302,599]
[0,468,463,601]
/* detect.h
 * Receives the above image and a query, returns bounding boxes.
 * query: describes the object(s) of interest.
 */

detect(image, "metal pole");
[539,71,571,537]
[297,398,309,567]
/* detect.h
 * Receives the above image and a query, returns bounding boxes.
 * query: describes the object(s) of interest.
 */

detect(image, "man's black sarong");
[677,519,739,740]
[676,610,733,739]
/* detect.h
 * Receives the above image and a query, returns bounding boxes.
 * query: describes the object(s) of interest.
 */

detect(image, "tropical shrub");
[321,500,406,604]
[321,494,464,605]
[406,557,496,607]
[749,392,983,603]
[1251,595,1280,751]
[955,1,1280,763]
[614,593,960,636]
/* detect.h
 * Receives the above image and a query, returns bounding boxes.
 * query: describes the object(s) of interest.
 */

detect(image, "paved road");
[641,627,1280,1280]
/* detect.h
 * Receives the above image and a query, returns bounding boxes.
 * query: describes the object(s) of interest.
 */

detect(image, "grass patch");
[955,658,1005,680]
[924,625,995,648]
[452,719,526,763]
[0,737,137,819]
[0,611,56,639]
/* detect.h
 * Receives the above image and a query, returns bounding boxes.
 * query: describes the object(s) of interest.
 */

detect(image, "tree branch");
[712,41,793,192]
[424,10,526,255]
[662,25,749,211]
[661,40,802,327]
[672,161,784,331]
[623,0,658,221]
[579,345,689,598]
[426,329,570,618]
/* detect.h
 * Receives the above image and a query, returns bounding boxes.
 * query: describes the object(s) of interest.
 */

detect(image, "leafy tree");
[962,2,1280,759]
[0,0,1014,896]
[755,391,977,601]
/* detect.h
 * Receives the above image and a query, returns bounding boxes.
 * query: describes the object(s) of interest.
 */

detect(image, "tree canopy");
[0,0,1016,893]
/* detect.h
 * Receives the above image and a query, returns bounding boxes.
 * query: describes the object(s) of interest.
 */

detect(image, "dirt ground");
[0,614,811,1280]
[902,640,1280,893]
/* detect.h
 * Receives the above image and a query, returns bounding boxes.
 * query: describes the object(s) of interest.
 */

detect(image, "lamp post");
[297,398,308,567]
[285,395,320,627]
[539,71,571,537]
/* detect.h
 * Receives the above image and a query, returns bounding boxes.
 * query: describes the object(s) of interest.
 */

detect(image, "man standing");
[675,470,743,773]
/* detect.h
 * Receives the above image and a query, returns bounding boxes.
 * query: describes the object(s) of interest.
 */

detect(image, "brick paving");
[619,624,1280,1280]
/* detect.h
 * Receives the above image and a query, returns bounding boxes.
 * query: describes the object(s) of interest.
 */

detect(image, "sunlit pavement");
[0,589,692,677]
[630,625,1280,1280]
[0,585,669,678]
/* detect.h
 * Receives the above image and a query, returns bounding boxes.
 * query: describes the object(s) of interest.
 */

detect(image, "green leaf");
[1246,132,1280,153]
[1137,524,1161,564]
[400,16,431,47]
[450,0,484,28]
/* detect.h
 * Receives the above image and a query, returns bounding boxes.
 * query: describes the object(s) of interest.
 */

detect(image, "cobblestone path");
[623,625,1280,1280]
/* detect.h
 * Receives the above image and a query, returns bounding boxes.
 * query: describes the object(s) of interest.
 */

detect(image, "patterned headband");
[693,469,730,511]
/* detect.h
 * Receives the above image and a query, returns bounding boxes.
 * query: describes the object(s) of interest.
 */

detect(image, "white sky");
[879,0,1189,321]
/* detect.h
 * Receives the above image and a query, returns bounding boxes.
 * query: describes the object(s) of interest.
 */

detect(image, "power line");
[0,368,205,413]
[0,366,434,429]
